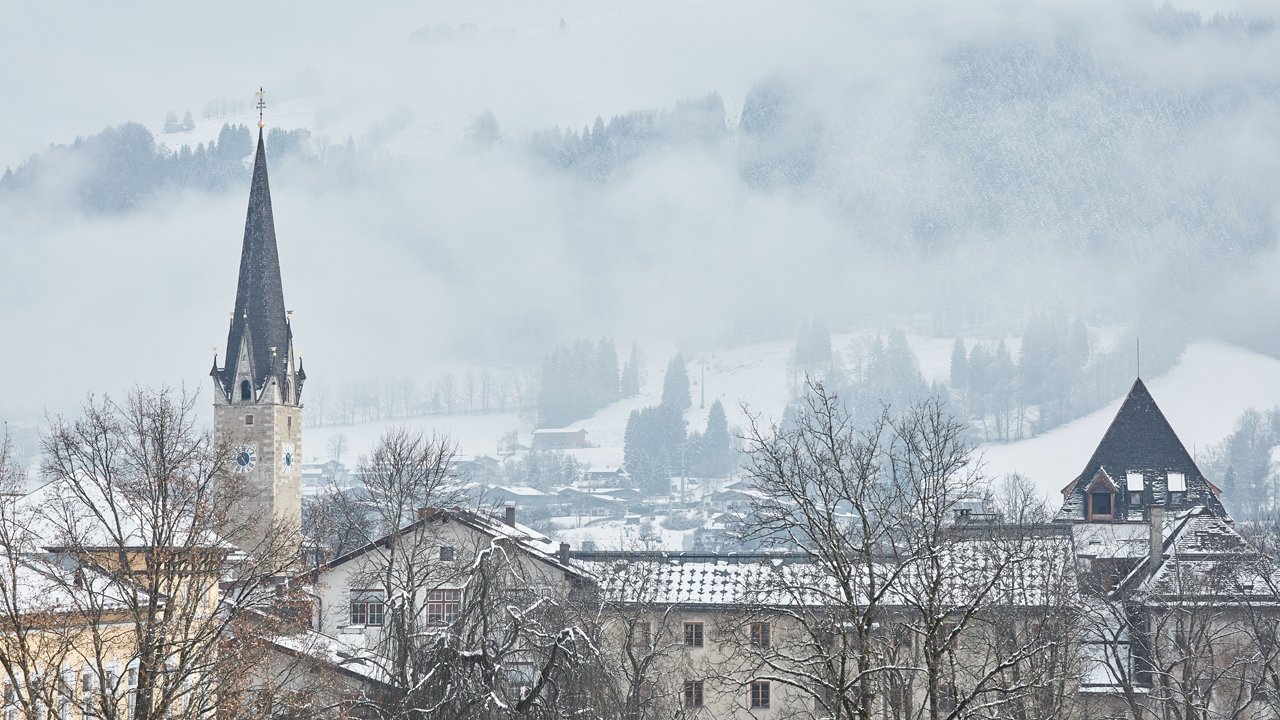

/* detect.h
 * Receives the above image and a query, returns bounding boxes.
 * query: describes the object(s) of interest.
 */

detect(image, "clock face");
[233,444,258,473]
[282,443,296,473]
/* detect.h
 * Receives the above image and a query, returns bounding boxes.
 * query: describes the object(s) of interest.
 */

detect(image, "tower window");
[245,414,254,426]
[240,380,252,401]
[287,417,292,430]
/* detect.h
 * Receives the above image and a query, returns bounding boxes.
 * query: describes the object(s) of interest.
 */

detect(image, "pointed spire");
[217,129,294,401]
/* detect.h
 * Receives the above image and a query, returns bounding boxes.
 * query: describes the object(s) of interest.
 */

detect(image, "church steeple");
[214,129,302,405]
[210,101,304,560]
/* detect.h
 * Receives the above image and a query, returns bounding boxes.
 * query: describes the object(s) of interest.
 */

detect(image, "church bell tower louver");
[210,111,304,558]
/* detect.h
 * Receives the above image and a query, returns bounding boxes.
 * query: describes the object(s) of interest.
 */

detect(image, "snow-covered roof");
[1135,508,1280,602]
[487,485,550,497]
[0,552,157,616]
[264,625,393,686]
[312,507,580,578]
[576,536,1076,609]
[15,477,228,552]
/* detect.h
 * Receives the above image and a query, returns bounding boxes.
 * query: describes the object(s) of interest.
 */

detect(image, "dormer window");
[1166,472,1186,505]
[240,380,252,401]
[1090,492,1113,517]
[1086,470,1117,521]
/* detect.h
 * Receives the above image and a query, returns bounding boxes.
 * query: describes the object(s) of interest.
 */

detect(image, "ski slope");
[980,340,1280,500]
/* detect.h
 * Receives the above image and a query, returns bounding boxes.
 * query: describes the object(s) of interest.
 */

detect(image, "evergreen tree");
[950,337,968,395]
[661,353,692,412]
[163,110,180,133]
[624,405,686,495]
[698,399,733,477]
[594,337,620,406]
[621,343,643,396]
[182,109,195,131]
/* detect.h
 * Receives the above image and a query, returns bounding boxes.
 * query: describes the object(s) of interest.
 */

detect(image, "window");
[503,663,535,698]
[750,680,771,709]
[750,622,771,649]
[684,621,704,648]
[683,680,704,707]
[630,621,652,648]
[1169,491,1185,505]
[427,589,462,625]
[245,414,254,426]
[1090,492,1113,517]
[126,666,138,719]
[240,380,252,401]
[1129,491,1142,506]
[439,545,455,562]
[349,590,385,627]
[937,684,958,714]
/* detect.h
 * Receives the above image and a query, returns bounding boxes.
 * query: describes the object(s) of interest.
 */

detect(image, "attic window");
[1085,470,1117,521]
[1167,472,1186,492]
[240,380,252,401]
[1090,492,1113,518]
[1129,491,1142,506]
[1127,472,1145,491]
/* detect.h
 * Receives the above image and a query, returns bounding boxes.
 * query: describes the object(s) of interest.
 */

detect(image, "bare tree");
[740,382,1078,720]
[328,433,349,464]
[320,429,593,719]
[0,387,309,720]
[1083,517,1280,720]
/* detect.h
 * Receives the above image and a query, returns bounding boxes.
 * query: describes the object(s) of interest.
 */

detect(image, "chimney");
[1149,504,1165,576]
[558,542,571,562]
[504,502,517,528]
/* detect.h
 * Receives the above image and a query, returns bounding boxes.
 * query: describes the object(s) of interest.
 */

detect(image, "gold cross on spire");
[255,87,266,129]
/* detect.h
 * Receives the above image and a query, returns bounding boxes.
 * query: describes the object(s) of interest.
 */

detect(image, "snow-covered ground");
[980,340,1280,500]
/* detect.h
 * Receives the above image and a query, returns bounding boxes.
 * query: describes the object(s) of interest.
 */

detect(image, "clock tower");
[210,125,304,559]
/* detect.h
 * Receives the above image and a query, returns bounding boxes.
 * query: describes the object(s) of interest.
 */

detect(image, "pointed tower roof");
[1057,378,1227,521]
[1077,378,1203,484]
[218,130,291,398]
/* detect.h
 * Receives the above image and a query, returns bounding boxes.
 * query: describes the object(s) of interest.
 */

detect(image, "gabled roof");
[306,507,582,580]
[216,130,294,400]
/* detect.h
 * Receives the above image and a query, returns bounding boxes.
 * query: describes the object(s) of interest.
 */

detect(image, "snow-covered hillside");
[980,341,1280,500]
[305,332,951,466]
[307,338,1280,508]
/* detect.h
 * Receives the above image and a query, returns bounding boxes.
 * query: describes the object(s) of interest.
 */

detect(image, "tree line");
[537,339,643,429]
[0,123,312,214]
[787,316,1189,444]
